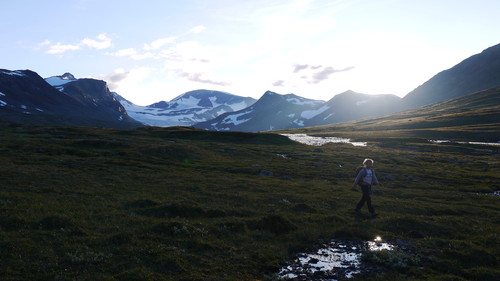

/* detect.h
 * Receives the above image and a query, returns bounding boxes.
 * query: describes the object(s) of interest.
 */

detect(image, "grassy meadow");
[0,124,499,280]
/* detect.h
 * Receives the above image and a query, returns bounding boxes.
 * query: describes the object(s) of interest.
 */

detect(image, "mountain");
[116,89,256,127]
[402,43,500,108]
[194,91,325,132]
[194,90,400,132]
[0,69,141,128]
[56,78,140,125]
[282,86,500,142]
[304,90,401,126]
[45,72,77,88]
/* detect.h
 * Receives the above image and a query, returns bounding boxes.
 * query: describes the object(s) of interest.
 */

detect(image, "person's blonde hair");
[363,158,374,166]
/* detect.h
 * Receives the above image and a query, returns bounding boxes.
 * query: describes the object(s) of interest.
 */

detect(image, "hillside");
[0,125,498,280]
[306,90,401,125]
[280,87,500,143]
[402,43,500,108]
[0,69,141,129]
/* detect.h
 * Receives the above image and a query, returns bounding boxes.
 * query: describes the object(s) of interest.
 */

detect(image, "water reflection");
[429,139,500,146]
[277,238,396,280]
[282,134,367,147]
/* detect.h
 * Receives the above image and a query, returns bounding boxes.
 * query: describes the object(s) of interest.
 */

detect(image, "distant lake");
[282,134,367,147]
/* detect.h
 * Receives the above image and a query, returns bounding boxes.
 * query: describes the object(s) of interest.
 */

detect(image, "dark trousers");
[356,184,375,214]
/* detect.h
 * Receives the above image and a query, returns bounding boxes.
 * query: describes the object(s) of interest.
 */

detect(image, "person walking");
[352,158,380,217]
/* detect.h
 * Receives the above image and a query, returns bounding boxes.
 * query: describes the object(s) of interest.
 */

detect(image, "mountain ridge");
[193,90,400,132]
[0,69,140,128]
[279,86,500,142]
[116,89,256,127]
[401,43,500,108]
[1,42,500,130]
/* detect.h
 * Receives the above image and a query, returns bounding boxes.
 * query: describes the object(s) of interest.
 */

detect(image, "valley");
[0,124,498,280]
[2,4,499,281]
[1,41,499,281]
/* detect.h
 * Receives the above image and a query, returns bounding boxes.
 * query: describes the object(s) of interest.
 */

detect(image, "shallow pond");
[282,134,367,147]
[277,237,397,280]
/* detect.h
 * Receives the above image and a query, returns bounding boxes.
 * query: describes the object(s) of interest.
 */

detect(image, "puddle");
[429,140,500,146]
[477,191,500,197]
[282,134,367,147]
[277,237,396,280]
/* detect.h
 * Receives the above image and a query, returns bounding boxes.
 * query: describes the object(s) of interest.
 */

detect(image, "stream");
[281,134,367,147]
[429,140,500,146]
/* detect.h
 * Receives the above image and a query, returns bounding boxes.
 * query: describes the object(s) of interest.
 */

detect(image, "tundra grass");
[0,126,498,280]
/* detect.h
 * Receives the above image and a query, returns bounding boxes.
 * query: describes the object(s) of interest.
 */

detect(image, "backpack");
[355,167,367,186]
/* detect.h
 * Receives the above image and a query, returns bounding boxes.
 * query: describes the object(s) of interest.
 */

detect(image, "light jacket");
[354,168,379,185]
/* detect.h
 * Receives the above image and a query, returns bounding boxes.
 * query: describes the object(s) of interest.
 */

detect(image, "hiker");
[352,158,380,217]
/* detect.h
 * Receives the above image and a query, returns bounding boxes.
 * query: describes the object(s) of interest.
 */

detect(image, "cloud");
[272,80,285,87]
[101,67,153,93]
[293,64,309,73]
[109,48,156,60]
[100,69,130,91]
[47,43,81,54]
[45,33,113,54]
[291,64,356,84]
[144,37,177,51]
[189,25,206,34]
[310,66,355,83]
[81,33,112,49]
[111,48,137,57]
[38,39,51,47]
[32,39,51,51]
[177,70,230,86]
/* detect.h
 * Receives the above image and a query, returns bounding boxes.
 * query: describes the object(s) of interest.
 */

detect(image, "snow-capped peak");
[45,73,77,87]
[0,69,27,77]
[114,90,256,127]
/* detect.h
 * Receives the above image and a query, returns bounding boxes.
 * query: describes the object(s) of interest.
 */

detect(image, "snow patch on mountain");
[0,70,26,77]
[287,97,322,105]
[301,105,330,119]
[114,90,256,127]
[222,111,251,126]
[45,73,77,87]
[323,113,335,120]
[356,100,368,106]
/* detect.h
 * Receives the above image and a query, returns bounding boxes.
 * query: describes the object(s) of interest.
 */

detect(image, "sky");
[1,0,499,105]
